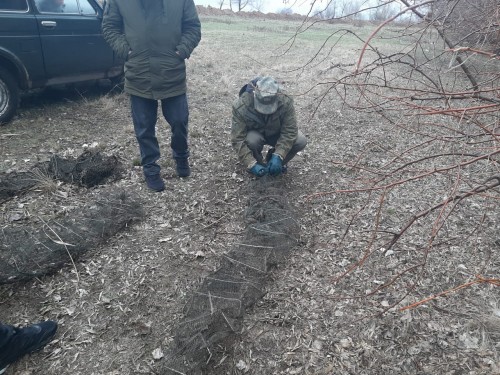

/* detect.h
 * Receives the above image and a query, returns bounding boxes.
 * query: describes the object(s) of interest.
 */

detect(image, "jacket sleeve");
[274,97,298,160]
[102,0,130,60]
[231,100,256,169]
[176,0,201,59]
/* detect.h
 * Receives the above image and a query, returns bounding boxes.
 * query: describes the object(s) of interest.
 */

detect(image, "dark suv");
[0,0,123,124]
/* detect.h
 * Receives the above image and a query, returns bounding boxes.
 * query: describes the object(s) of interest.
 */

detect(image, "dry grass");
[29,167,60,194]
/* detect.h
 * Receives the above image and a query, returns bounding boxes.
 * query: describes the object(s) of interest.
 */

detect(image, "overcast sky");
[194,0,318,15]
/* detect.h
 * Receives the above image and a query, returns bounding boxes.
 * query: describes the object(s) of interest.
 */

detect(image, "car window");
[35,0,78,13]
[35,0,96,14]
[0,0,29,11]
[79,0,96,15]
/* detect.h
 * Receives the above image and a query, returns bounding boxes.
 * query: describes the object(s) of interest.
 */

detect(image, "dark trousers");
[131,94,190,177]
[246,130,307,165]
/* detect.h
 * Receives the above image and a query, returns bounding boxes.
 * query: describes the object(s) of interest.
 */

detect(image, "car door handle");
[41,21,57,28]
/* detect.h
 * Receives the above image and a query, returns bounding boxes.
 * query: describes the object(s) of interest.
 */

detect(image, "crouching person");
[231,76,307,177]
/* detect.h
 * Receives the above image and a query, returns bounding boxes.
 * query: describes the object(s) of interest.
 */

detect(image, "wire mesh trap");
[0,150,123,202]
[0,191,143,284]
[47,150,123,188]
[160,176,300,374]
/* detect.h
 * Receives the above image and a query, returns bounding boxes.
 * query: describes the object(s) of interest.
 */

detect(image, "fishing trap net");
[0,150,123,202]
[0,191,143,283]
[160,176,300,374]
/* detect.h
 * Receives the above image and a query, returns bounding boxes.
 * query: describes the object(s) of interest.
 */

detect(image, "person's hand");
[267,154,283,176]
[249,164,268,177]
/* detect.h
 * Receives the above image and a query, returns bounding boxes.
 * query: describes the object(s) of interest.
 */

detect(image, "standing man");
[231,76,307,177]
[102,0,201,192]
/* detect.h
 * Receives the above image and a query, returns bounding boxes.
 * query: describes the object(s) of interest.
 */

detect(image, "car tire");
[0,66,19,125]
[109,73,124,92]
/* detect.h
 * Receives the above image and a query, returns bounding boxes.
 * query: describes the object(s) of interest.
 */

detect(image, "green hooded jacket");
[102,0,201,100]
[231,90,298,169]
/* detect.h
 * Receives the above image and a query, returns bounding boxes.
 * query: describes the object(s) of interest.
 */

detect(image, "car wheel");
[109,73,124,92]
[0,67,19,125]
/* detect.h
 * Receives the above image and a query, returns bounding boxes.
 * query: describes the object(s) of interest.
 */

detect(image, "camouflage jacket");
[231,87,298,169]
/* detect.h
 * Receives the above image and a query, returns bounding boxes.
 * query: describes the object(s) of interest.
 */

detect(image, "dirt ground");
[1,10,499,375]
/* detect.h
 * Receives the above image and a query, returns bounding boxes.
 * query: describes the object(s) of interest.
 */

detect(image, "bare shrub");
[302,0,500,313]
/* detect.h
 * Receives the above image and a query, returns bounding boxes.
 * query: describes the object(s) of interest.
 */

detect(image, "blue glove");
[267,154,283,176]
[249,163,268,177]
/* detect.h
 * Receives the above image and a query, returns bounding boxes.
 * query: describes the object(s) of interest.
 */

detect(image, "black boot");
[145,174,165,192]
[0,321,58,374]
[175,158,191,177]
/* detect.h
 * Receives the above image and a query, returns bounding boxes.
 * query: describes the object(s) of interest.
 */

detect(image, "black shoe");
[175,158,191,177]
[0,321,58,374]
[282,164,288,174]
[145,174,165,192]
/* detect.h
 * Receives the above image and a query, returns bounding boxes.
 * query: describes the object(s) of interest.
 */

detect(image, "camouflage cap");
[254,76,279,114]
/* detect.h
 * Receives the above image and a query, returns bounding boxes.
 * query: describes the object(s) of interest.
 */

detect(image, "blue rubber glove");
[249,163,268,177]
[267,154,283,176]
